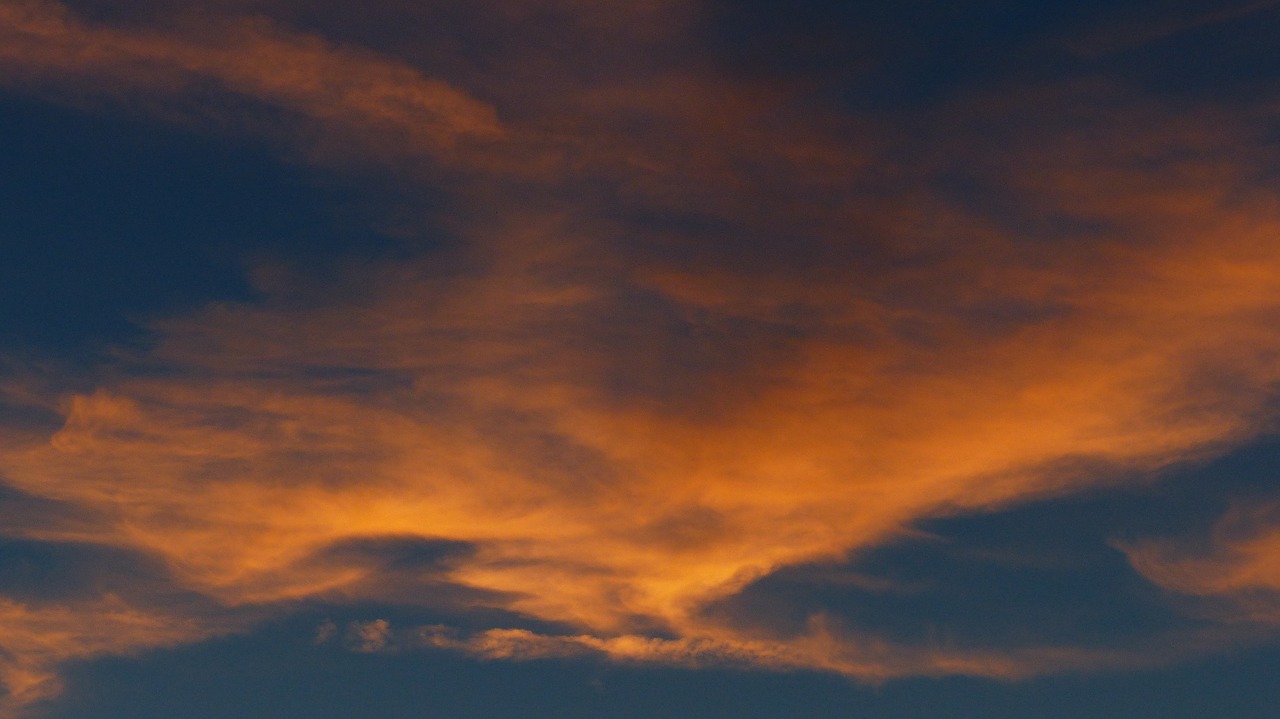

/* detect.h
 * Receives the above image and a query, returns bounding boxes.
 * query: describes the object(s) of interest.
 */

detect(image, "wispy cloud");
[0,0,503,157]
[326,615,1258,685]
[1125,501,1280,623]
[3,0,1280,715]
[0,596,217,717]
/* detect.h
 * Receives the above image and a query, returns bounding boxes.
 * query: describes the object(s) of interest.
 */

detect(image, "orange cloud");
[0,596,217,718]
[4,180,1279,707]
[0,0,503,157]
[3,0,1280,715]
[1125,502,1280,623]
[335,615,1247,684]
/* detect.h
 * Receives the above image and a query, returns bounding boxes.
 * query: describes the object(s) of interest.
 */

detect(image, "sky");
[2,0,1280,716]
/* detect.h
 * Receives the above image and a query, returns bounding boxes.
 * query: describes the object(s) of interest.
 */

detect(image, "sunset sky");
[2,1,1280,717]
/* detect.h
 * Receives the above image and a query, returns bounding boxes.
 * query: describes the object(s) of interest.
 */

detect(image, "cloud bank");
[2,0,1280,714]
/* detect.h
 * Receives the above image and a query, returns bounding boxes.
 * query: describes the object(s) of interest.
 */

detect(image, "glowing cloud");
[2,0,1280,715]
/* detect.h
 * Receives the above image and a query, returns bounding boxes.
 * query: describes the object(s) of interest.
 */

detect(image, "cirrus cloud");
[3,0,1280,715]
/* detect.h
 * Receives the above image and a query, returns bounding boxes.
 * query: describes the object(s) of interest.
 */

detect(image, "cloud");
[0,0,503,158]
[1124,501,1280,623]
[332,615,1250,686]
[4,0,1280,715]
[344,619,392,654]
[0,596,217,718]
[5,135,1279,704]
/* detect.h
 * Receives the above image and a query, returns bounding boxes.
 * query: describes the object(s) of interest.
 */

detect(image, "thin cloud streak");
[0,0,503,156]
[338,615,1261,684]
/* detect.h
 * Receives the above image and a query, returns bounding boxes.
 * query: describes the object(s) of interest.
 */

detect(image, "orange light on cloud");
[2,1,1280,715]
[1125,501,1280,623]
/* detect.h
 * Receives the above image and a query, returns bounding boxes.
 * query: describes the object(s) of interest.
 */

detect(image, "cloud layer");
[3,0,1280,715]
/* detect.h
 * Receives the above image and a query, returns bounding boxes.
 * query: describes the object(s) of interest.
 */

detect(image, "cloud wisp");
[1125,501,1280,624]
